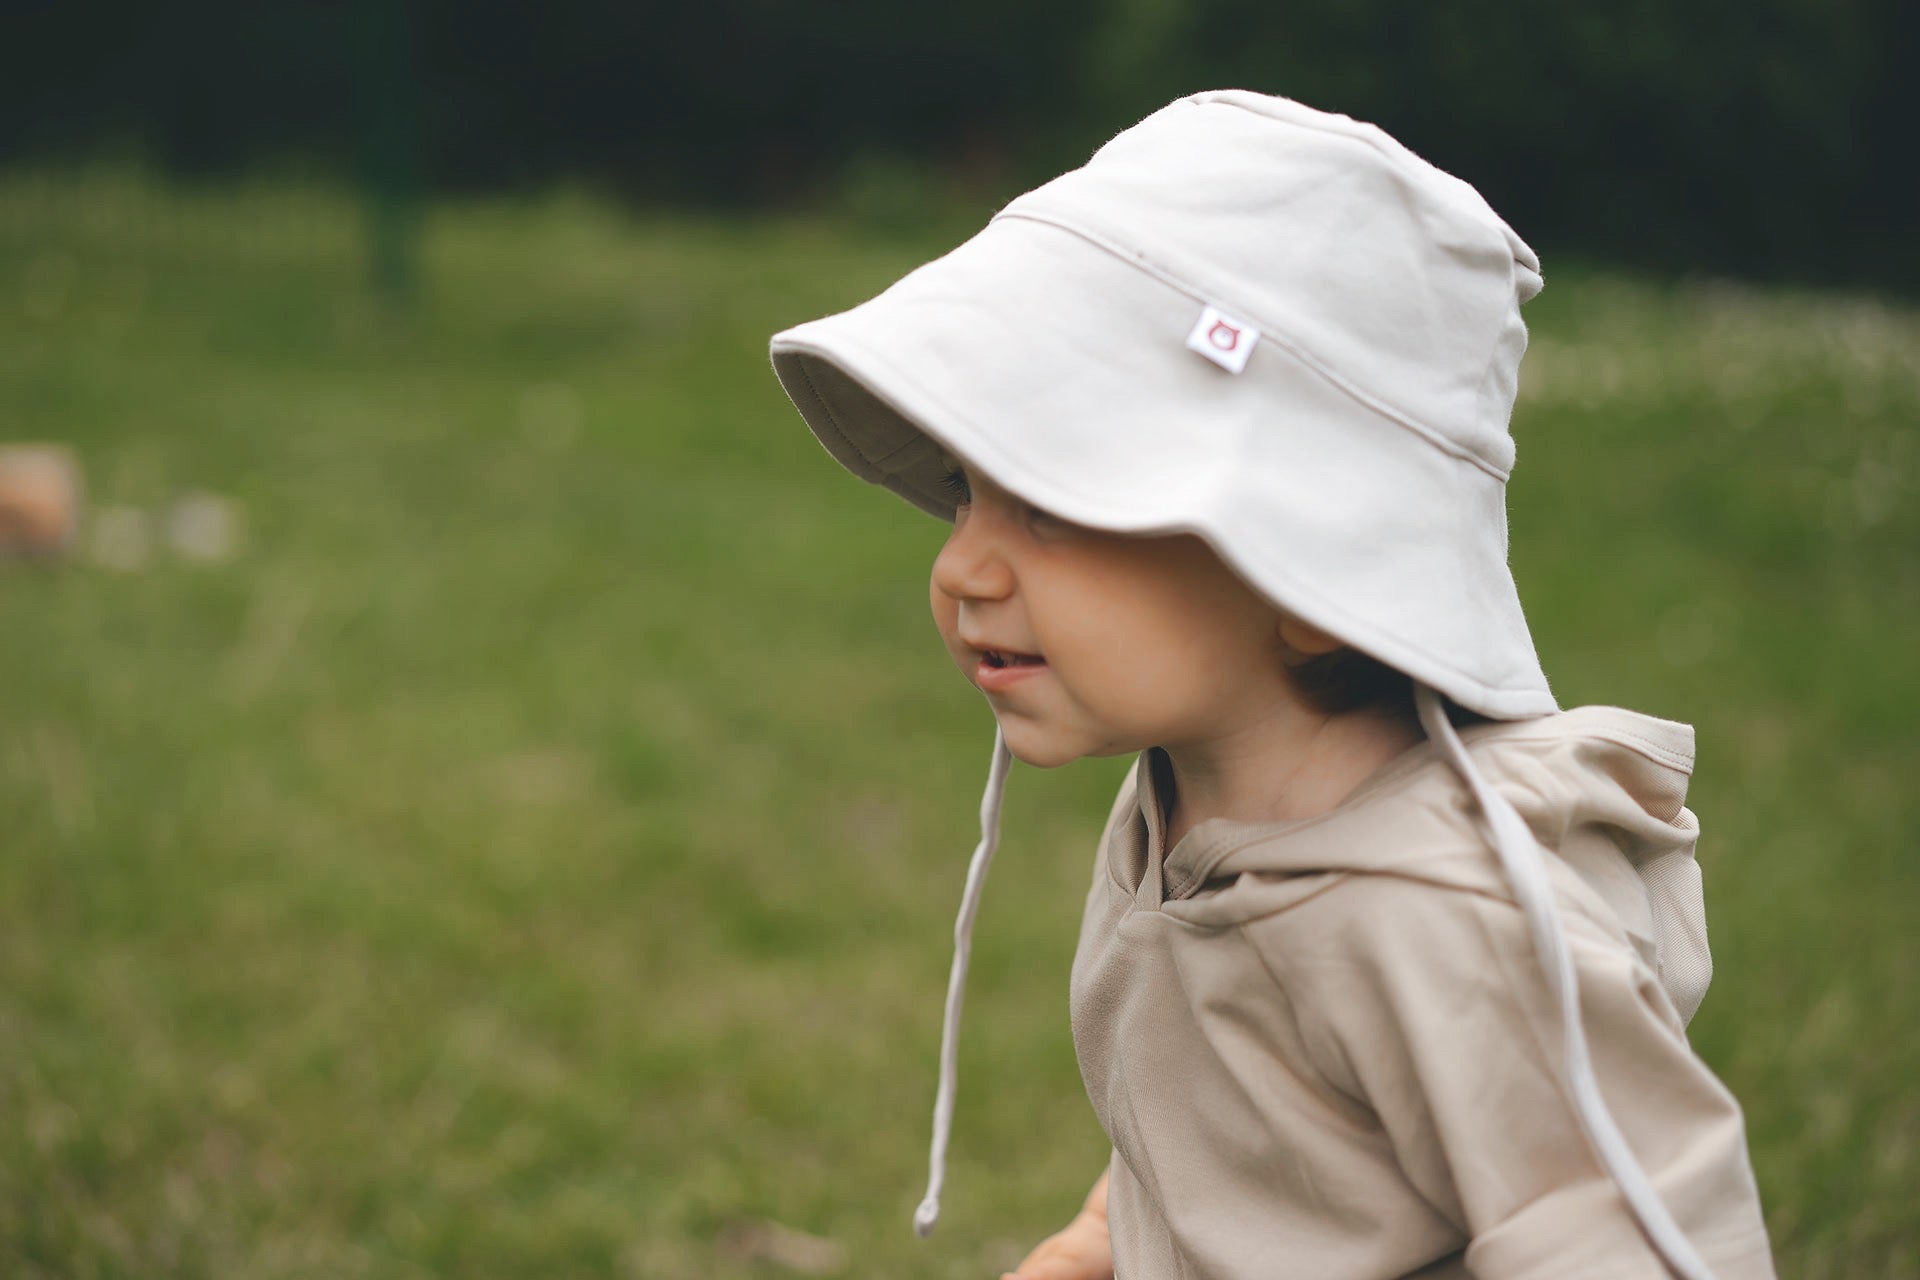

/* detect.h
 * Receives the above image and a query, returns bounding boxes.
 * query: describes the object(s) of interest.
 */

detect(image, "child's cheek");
[928,577,952,626]
[928,580,963,654]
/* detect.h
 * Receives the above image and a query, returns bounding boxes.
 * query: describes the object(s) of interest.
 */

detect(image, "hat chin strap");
[1413,682,1714,1279]
[914,725,1012,1238]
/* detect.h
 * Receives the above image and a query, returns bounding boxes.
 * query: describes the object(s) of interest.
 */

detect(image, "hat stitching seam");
[1474,326,1523,451]
[1185,91,1538,273]
[790,357,868,477]
[1183,92,1432,190]
[1188,93,1453,199]
[990,207,1512,482]
[791,354,948,513]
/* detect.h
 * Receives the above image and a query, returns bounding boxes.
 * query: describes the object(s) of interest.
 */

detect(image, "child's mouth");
[976,649,1047,691]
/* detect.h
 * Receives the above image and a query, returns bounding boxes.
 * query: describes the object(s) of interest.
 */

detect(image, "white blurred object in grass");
[164,490,243,563]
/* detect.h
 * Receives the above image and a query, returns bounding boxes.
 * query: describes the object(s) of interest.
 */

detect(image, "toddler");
[768,89,1774,1278]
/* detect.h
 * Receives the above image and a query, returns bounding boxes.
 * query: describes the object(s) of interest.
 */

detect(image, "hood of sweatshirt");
[1144,704,1711,1024]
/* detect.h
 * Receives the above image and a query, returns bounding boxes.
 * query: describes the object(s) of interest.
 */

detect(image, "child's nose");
[930,509,1015,603]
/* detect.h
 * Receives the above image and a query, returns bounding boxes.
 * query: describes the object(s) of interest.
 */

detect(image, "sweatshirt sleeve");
[1252,873,1776,1280]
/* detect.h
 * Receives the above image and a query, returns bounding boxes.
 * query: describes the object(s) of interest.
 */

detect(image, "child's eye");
[937,467,971,504]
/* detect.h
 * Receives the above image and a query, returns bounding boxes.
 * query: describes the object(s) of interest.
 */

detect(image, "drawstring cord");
[1414,683,1714,1279]
[914,725,1013,1237]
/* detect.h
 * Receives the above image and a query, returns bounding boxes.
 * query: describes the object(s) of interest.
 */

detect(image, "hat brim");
[770,216,1555,719]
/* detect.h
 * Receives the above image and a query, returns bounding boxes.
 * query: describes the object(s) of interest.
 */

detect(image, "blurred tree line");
[3,0,1913,290]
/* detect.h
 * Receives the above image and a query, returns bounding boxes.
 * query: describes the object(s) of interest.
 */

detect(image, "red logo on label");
[1207,320,1241,351]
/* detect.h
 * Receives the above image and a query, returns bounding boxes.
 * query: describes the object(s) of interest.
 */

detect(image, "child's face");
[928,456,1306,768]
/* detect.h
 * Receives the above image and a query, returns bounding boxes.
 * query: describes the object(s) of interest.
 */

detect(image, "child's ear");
[1276,613,1344,662]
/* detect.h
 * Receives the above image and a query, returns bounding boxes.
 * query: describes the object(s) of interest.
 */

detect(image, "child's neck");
[1159,705,1423,851]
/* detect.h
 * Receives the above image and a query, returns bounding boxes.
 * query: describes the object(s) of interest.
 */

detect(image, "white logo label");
[1185,304,1260,374]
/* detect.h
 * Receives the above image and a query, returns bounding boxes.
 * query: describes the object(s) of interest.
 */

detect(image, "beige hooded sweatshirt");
[1070,705,1775,1279]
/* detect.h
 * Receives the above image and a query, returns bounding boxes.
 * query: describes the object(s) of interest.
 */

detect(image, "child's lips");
[975,651,1048,692]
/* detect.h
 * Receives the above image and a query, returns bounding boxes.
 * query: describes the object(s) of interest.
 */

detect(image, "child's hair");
[1288,646,1418,718]
[1288,646,1496,727]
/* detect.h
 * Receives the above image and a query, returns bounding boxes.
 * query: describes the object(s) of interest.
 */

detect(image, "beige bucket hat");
[772,88,1553,718]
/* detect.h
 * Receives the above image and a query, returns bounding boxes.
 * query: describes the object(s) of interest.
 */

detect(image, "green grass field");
[2,170,1915,1278]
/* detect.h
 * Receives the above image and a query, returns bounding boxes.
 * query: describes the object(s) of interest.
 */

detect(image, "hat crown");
[997,90,1539,475]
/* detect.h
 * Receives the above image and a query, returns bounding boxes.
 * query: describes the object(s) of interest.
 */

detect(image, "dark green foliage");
[1,1,1914,288]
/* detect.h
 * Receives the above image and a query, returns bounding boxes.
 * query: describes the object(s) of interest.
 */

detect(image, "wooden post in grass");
[0,444,83,561]
[352,0,421,308]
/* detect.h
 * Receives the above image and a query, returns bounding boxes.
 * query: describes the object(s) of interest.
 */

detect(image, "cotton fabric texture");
[766,87,1771,1275]
[1077,708,1774,1278]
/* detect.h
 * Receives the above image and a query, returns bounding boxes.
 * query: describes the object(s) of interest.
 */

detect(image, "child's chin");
[997,725,1083,770]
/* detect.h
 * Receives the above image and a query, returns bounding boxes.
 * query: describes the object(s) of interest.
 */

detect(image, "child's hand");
[999,1211,1111,1280]
[1000,1171,1112,1280]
